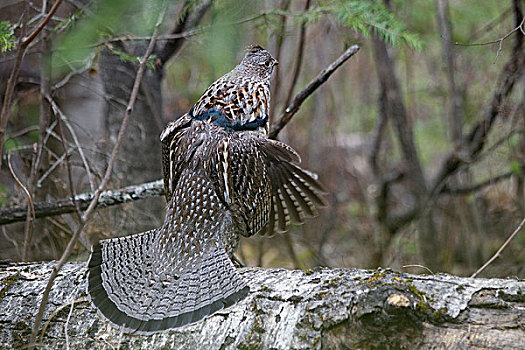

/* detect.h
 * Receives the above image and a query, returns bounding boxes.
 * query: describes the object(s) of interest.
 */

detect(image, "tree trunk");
[1,261,523,349]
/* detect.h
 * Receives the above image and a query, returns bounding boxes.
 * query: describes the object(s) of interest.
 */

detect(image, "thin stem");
[28,5,165,346]
[0,0,63,167]
[270,45,360,139]
[282,0,310,109]
[471,217,525,278]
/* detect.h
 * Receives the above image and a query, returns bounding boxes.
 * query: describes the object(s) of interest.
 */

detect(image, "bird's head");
[237,45,278,80]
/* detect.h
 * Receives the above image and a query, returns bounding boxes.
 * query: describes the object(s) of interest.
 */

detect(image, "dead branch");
[452,16,525,63]
[270,45,360,139]
[442,169,519,195]
[0,179,164,226]
[0,0,63,168]
[471,216,525,277]
[157,0,213,64]
[28,7,166,346]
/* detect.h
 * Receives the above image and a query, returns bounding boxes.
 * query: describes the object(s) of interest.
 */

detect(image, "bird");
[87,45,326,334]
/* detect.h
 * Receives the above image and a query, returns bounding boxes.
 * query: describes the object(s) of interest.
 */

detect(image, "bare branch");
[47,97,96,191]
[57,110,83,222]
[6,153,36,224]
[157,0,213,64]
[471,217,525,278]
[270,45,360,139]
[0,0,63,167]
[0,179,164,226]
[442,170,518,195]
[28,4,166,346]
[451,16,525,63]
[281,0,310,109]
[22,0,63,45]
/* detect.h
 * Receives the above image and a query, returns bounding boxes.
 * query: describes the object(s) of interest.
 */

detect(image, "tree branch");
[0,0,63,168]
[471,216,525,277]
[442,170,519,195]
[0,180,164,226]
[430,5,525,197]
[28,6,165,346]
[157,0,213,64]
[270,45,360,139]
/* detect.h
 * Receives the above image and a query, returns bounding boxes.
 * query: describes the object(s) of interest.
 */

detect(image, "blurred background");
[0,0,523,278]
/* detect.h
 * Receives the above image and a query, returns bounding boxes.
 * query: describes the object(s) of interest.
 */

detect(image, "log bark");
[0,262,523,349]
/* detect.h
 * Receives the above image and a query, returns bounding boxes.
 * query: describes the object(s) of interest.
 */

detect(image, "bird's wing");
[160,113,194,202]
[210,134,326,238]
[257,138,326,236]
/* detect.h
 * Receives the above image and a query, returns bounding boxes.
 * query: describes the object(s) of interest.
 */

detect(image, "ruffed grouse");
[87,45,325,334]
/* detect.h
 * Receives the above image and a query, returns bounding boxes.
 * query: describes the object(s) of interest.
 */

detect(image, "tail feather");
[87,229,249,334]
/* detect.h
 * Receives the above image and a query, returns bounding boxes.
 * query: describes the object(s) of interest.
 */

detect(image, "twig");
[64,289,79,350]
[51,53,96,91]
[2,226,20,258]
[402,264,435,275]
[442,170,518,195]
[0,0,63,167]
[22,149,37,261]
[270,45,360,139]
[38,296,85,345]
[28,5,165,346]
[57,111,83,222]
[47,96,95,191]
[36,150,67,187]
[24,0,63,44]
[281,0,310,109]
[452,17,525,63]
[471,217,525,278]
[7,153,35,223]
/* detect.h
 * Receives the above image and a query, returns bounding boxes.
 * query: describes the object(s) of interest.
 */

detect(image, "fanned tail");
[87,230,249,334]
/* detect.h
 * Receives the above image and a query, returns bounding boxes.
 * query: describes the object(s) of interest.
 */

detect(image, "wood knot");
[386,293,410,308]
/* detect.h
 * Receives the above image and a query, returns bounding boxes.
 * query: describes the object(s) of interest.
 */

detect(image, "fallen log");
[0,262,523,349]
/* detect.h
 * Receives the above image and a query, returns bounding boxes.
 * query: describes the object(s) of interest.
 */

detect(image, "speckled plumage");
[87,46,325,334]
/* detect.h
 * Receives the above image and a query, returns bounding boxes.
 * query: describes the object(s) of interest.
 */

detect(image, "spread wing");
[211,134,326,238]
[258,139,326,236]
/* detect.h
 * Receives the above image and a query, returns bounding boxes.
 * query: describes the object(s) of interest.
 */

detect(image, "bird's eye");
[264,61,272,67]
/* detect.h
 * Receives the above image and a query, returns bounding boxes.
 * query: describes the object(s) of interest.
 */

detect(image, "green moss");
[316,291,328,298]
[359,268,435,316]
[0,274,21,300]
[260,285,271,293]
[313,336,321,346]
[432,307,448,321]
